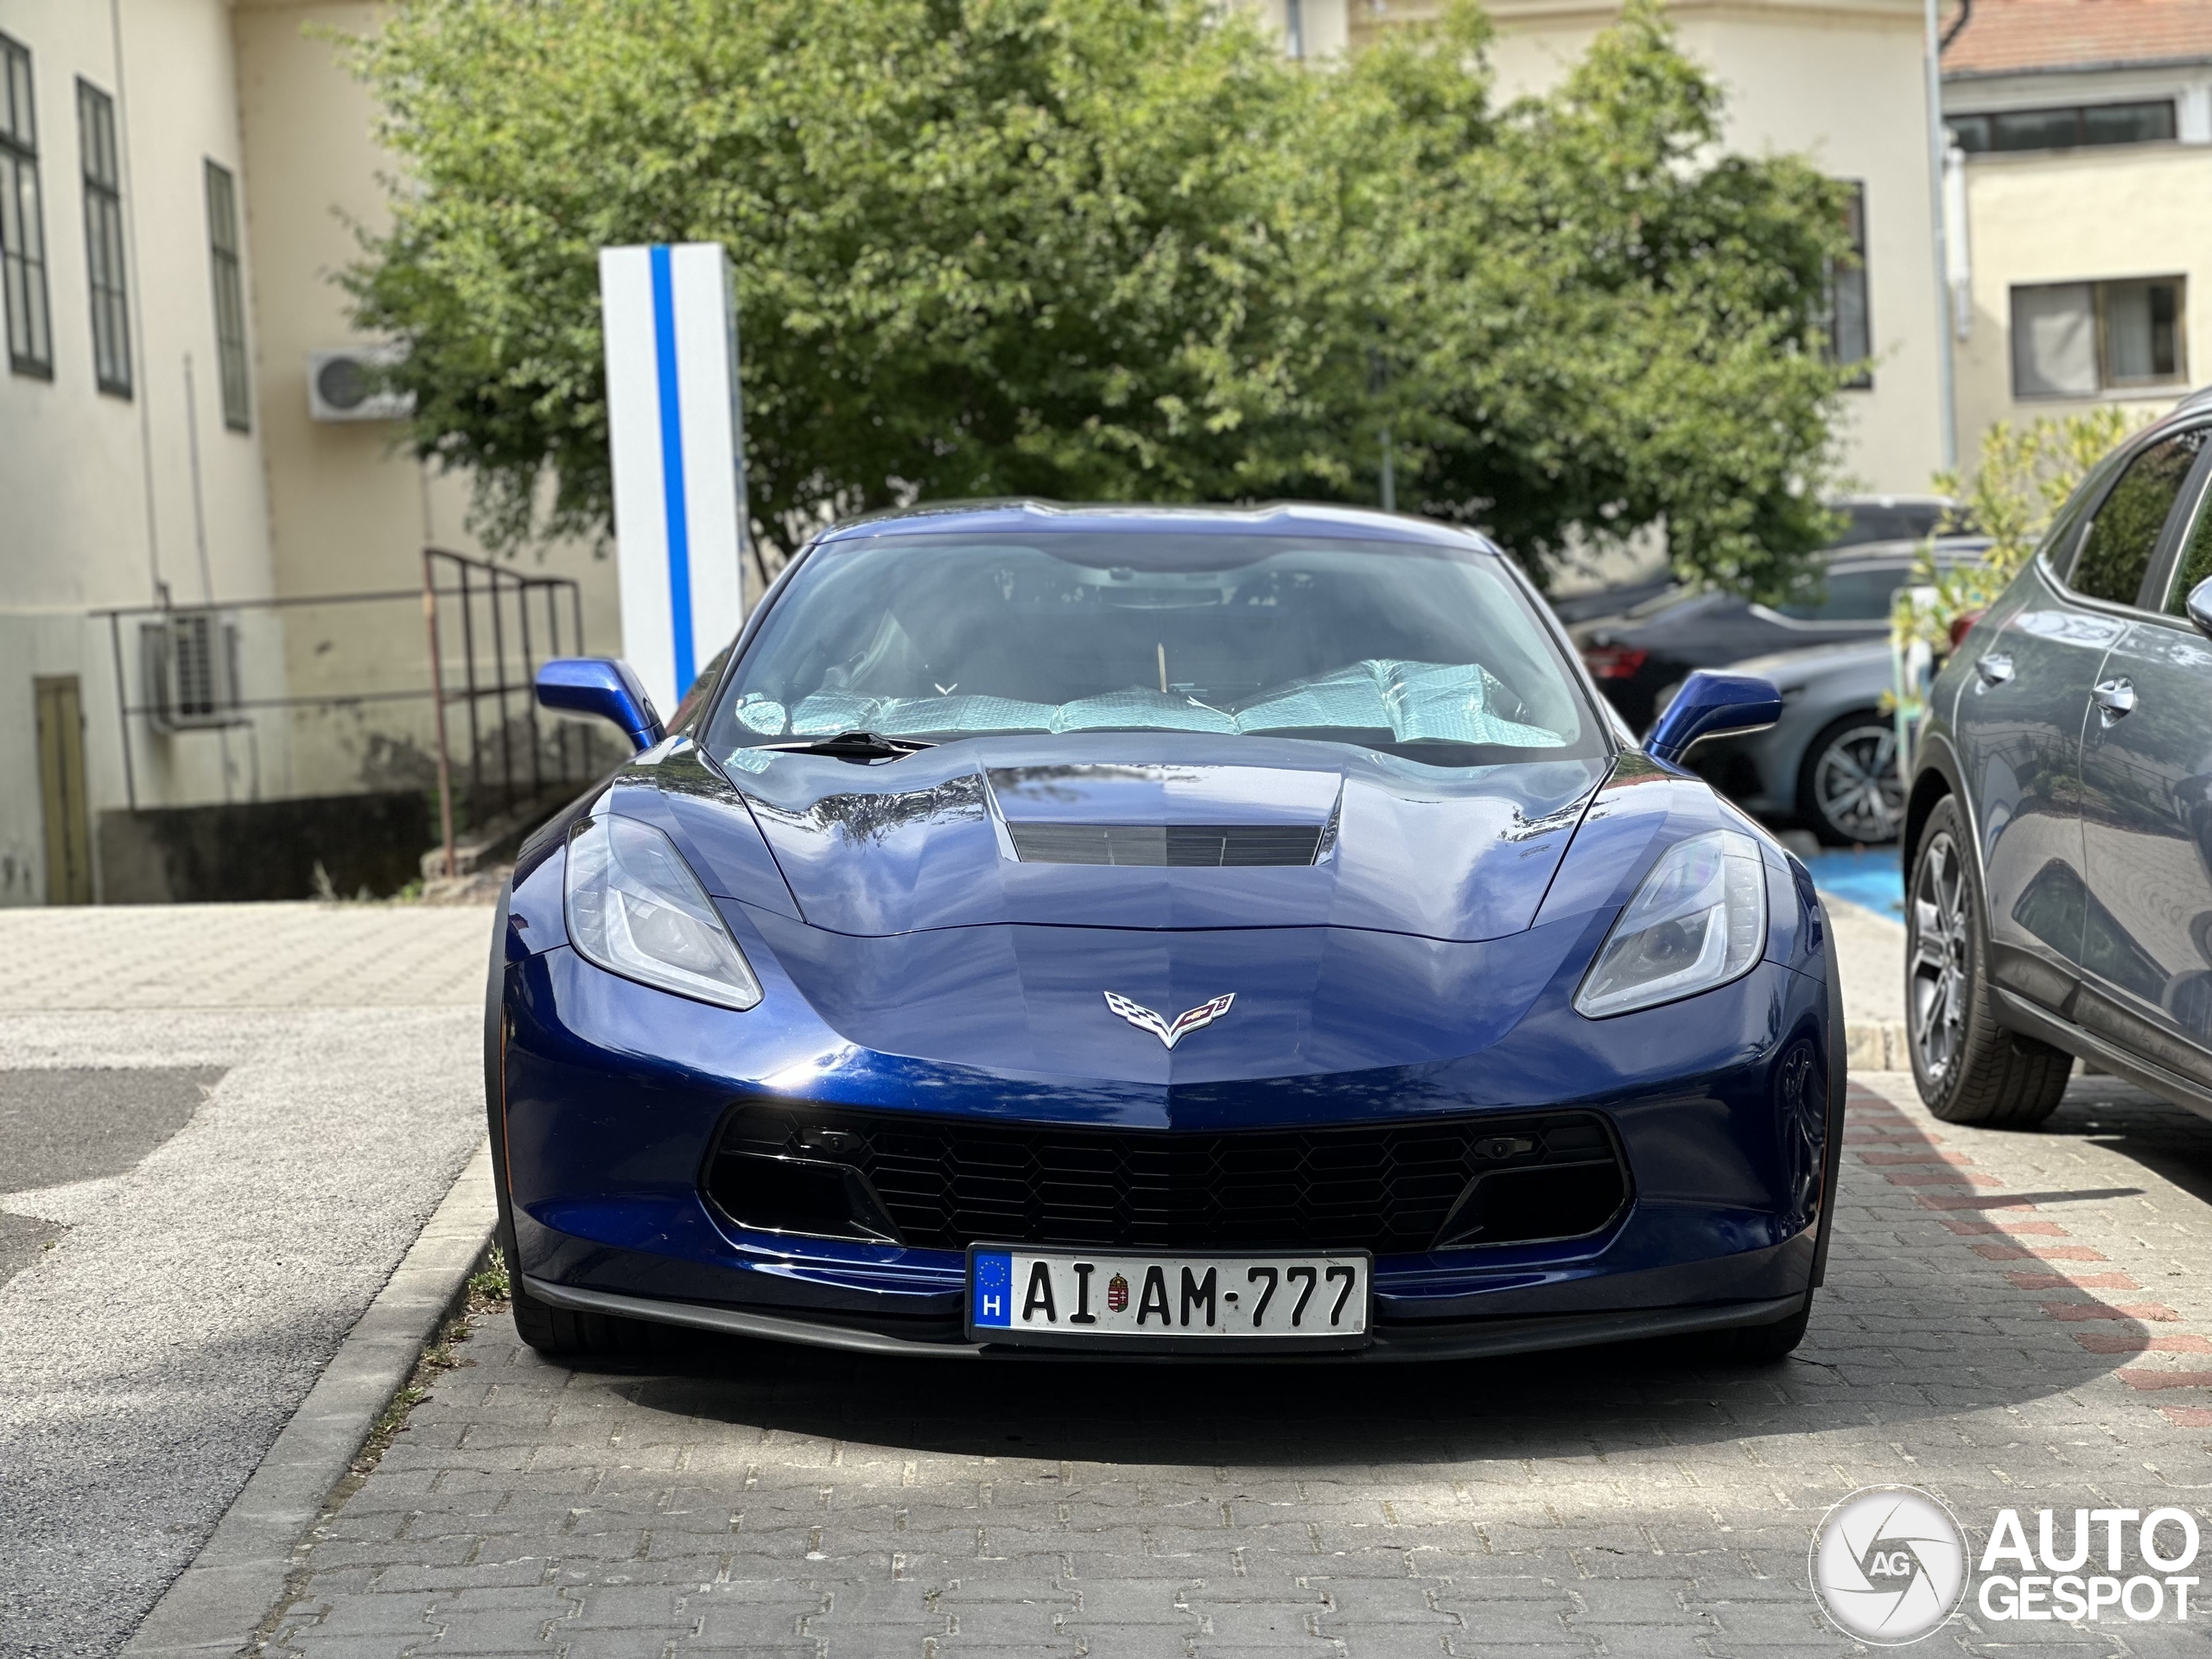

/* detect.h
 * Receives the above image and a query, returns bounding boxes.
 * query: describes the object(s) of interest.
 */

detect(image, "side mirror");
[2188,575,2212,641]
[536,658,665,753]
[1643,670,1783,766]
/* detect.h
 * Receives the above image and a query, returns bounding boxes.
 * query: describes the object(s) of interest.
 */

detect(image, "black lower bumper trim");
[523,1276,980,1357]
[521,1276,1805,1363]
[1360,1294,1804,1363]
[1993,987,2212,1116]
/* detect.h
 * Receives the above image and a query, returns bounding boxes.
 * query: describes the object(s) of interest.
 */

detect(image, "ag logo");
[1809,1485,1968,1645]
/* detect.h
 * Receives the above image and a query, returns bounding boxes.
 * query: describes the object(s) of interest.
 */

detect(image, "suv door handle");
[1975,653,2013,687]
[2093,677,2137,721]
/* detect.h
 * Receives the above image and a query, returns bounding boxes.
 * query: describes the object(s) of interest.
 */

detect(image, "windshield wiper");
[759,730,937,762]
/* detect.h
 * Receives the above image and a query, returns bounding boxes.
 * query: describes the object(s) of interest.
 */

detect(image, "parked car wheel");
[1798,713,1904,844]
[510,1274,666,1358]
[1906,798,2071,1126]
[1719,1296,1814,1363]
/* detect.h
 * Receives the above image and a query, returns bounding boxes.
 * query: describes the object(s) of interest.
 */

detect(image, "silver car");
[1673,636,1906,845]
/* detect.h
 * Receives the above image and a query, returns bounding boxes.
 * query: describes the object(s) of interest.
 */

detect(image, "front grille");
[1005,822,1323,867]
[704,1105,1628,1255]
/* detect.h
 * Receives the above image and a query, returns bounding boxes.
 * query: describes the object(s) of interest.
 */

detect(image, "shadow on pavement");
[571,1317,2123,1467]
[2037,1071,2212,1211]
[551,1217,2133,1468]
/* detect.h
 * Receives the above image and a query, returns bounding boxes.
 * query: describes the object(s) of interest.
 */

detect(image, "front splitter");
[520,1275,1805,1363]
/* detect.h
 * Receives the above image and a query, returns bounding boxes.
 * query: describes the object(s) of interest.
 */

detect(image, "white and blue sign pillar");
[599,242,751,718]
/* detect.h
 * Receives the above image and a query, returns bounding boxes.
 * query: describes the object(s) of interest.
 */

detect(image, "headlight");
[1573,829,1766,1018]
[564,813,763,1010]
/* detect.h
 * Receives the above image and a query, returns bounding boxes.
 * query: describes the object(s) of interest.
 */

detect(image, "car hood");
[630,734,1608,944]
[510,747,1790,1090]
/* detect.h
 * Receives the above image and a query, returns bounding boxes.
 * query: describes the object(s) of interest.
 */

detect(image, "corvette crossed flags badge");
[1103,991,1236,1050]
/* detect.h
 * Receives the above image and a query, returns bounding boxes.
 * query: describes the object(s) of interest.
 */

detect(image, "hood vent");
[1006,822,1323,868]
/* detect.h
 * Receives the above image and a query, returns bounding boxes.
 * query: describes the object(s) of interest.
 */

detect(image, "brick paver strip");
[2075,1332,2212,1354]
[1947,1217,2069,1236]
[1969,1243,2107,1261]
[234,1071,2212,1656]
[2005,1270,2140,1291]
[1884,1169,2005,1186]
[2119,1370,2212,1391]
[2045,1301,2183,1321]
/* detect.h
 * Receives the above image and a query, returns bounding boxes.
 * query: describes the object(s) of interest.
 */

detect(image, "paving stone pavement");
[0,902,495,1011]
[262,1070,2212,1656]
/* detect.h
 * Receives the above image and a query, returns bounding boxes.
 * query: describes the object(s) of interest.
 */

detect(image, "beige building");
[1942,0,2212,452]
[1272,0,1954,502]
[0,0,617,906]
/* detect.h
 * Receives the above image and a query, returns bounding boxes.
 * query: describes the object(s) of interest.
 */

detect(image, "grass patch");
[346,1244,511,1479]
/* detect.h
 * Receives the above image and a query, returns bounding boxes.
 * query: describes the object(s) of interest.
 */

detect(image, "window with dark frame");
[1823,181,1872,389]
[0,31,52,378]
[77,78,129,397]
[1950,101,2177,156]
[2011,276,2187,398]
[204,159,249,431]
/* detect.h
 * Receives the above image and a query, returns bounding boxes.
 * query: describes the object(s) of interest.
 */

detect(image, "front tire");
[1722,1298,1812,1363]
[1798,713,1905,845]
[510,1273,666,1358]
[1906,798,2070,1126]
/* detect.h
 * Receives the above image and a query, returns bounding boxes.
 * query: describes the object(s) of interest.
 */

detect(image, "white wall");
[232,0,620,808]
[0,0,283,902]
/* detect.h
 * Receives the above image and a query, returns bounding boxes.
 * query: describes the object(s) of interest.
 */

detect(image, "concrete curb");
[121,1140,498,1659]
[1847,1020,1910,1072]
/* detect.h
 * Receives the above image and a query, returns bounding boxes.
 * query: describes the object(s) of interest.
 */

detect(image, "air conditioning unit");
[306,344,414,422]
[142,611,243,732]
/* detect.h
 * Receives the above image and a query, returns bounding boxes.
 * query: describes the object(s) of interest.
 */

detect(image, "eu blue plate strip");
[972,1252,1012,1327]
[649,245,696,694]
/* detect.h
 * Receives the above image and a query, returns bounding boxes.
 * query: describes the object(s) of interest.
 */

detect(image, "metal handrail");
[100,550,588,860]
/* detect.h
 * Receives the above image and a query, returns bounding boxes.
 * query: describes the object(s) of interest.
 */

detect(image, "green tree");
[1891,408,2133,657]
[1341,5,1855,599]
[346,0,1857,597]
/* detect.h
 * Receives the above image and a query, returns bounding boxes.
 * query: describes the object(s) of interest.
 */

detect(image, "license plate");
[966,1247,1371,1351]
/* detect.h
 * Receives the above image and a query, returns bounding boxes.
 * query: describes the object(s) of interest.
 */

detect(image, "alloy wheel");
[1910,830,1970,1087]
[1812,722,1904,842]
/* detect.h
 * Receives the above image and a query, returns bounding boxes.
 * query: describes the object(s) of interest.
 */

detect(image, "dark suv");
[1904,406,2212,1126]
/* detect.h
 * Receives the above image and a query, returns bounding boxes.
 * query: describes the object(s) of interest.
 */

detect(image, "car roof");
[1826,535,1988,566]
[813,499,1497,552]
[1825,492,1956,509]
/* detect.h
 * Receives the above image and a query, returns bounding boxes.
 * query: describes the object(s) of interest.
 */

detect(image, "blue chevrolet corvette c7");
[493,502,1841,1363]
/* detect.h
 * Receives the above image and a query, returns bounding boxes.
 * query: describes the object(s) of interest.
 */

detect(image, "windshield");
[707,531,1603,767]
[1830,501,1974,547]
